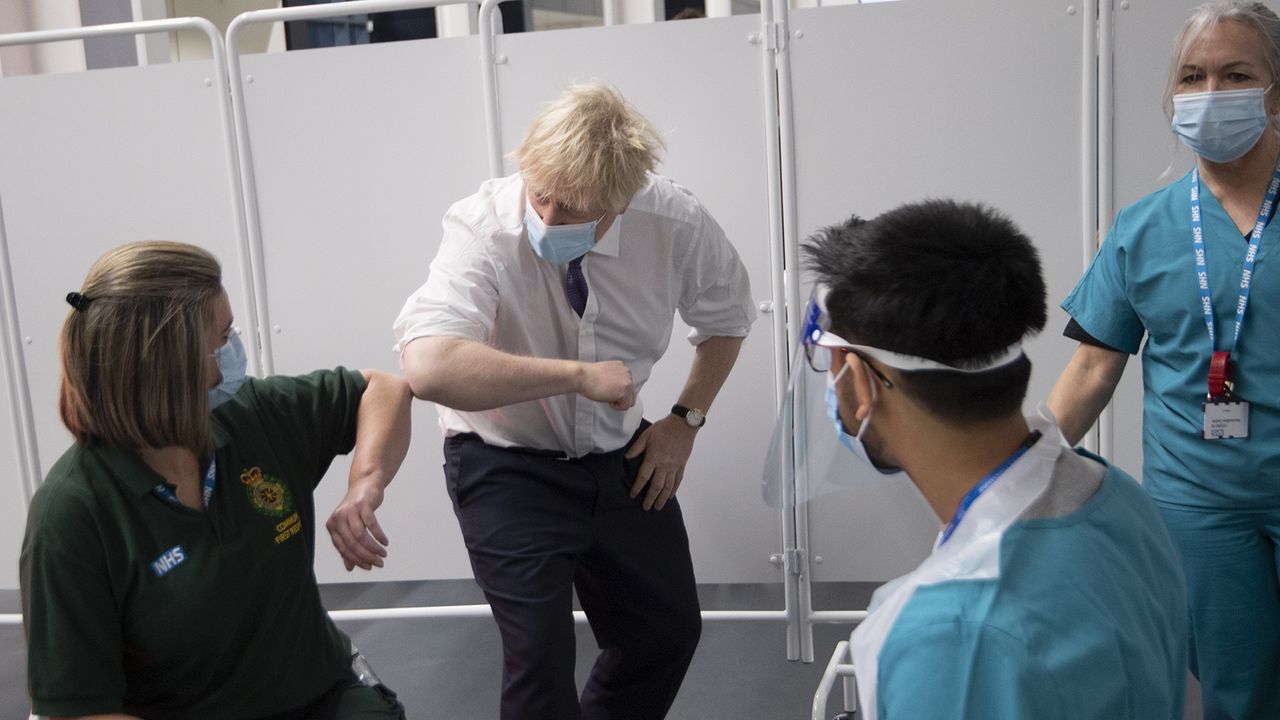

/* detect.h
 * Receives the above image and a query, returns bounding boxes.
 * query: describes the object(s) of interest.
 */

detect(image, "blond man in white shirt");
[394,83,755,720]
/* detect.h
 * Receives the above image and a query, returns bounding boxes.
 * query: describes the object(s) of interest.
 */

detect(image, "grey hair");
[1163,1,1280,123]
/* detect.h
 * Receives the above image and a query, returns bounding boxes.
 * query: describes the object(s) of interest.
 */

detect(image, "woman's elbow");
[361,370,414,402]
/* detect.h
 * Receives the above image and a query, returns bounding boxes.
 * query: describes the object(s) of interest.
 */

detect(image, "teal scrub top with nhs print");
[1062,171,1280,510]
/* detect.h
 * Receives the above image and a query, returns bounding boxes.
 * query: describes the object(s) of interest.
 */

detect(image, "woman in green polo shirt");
[20,241,412,720]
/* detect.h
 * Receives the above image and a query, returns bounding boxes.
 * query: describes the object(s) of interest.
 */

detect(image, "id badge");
[1202,399,1250,440]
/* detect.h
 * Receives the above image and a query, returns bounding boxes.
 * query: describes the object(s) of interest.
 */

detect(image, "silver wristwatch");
[671,404,706,428]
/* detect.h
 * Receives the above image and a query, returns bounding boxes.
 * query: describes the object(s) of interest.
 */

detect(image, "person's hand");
[579,360,636,410]
[625,415,698,510]
[325,477,390,571]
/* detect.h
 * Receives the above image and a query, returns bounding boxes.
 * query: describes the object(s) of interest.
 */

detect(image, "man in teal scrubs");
[803,200,1188,718]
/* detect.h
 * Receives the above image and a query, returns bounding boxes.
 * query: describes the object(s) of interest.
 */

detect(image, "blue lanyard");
[938,433,1038,547]
[1190,160,1280,355]
[152,458,217,510]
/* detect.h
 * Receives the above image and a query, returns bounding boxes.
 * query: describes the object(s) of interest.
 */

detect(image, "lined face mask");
[524,197,601,264]
[208,331,247,410]
[824,360,904,476]
[1172,87,1271,163]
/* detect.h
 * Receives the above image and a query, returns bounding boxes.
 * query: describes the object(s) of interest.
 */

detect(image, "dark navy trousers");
[443,424,702,720]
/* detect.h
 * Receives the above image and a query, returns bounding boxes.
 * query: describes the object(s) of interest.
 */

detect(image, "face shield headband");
[800,287,1025,375]
[761,287,1025,509]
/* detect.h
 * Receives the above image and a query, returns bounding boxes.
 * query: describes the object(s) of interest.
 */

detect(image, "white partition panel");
[492,15,783,583]
[239,37,490,582]
[786,0,1088,583]
[0,61,250,590]
[0,326,26,589]
[1107,1,1203,481]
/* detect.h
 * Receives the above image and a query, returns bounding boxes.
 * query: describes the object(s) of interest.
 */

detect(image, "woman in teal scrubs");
[1050,3,1280,717]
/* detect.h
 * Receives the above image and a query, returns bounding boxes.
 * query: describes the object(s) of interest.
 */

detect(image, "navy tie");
[565,256,588,317]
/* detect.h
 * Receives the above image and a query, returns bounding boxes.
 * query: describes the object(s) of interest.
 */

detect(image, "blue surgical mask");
[1172,87,1271,164]
[825,362,904,476]
[524,197,600,265]
[209,331,247,410]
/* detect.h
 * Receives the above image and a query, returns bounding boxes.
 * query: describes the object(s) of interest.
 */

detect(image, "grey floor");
[322,580,876,720]
[1,582,873,719]
[2,581,1202,719]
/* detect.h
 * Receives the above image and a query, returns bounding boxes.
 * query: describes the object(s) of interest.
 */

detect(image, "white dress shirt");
[394,172,756,456]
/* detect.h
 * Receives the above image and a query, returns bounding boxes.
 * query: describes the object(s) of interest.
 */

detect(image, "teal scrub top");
[875,458,1187,719]
[1063,172,1280,510]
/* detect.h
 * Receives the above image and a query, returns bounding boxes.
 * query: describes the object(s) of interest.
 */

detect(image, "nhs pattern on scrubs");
[20,368,387,720]
[1063,171,1280,510]
[1063,173,1280,719]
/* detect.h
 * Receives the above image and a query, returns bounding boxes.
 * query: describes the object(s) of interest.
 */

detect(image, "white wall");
[786,0,1090,581]
[0,0,1211,591]
[20,0,86,74]
[237,34,491,581]
[0,0,87,77]
[130,0,172,65]
[0,250,30,589]
[0,1,35,76]
[169,0,284,61]
[0,59,249,590]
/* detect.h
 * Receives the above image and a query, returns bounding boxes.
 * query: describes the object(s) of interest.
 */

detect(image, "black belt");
[449,419,650,460]
[451,433,571,460]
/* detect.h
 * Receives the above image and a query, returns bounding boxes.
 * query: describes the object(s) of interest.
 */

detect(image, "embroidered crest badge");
[240,466,293,517]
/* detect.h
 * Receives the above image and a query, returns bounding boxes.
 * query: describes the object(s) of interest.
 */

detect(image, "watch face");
[686,409,705,427]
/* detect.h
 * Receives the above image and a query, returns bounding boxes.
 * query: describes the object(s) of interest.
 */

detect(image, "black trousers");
[443,424,702,720]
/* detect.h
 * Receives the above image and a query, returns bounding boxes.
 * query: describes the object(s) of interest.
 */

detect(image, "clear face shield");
[761,287,1025,509]
[761,288,908,509]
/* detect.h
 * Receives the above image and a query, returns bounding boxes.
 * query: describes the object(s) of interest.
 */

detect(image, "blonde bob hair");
[1164,1,1280,125]
[512,82,666,214]
[59,241,223,455]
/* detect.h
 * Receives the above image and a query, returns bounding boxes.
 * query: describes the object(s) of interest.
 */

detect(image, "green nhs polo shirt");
[21,368,367,720]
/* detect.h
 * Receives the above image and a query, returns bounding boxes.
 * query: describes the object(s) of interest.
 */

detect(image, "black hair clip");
[66,291,92,311]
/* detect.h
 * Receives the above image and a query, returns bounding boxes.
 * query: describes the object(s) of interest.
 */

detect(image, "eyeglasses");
[798,287,1025,377]
[804,330,894,387]
[799,290,890,385]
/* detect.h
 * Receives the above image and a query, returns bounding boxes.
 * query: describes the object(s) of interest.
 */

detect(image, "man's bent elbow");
[400,336,457,401]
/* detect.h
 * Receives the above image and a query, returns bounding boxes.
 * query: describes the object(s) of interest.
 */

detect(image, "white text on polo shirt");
[151,545,186,577]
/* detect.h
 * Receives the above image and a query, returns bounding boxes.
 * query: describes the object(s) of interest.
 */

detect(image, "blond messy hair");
[512,82,665,214]
[59,241,223,455]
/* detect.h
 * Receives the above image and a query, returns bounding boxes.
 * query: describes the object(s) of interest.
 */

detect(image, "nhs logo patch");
[150,545,187,577]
